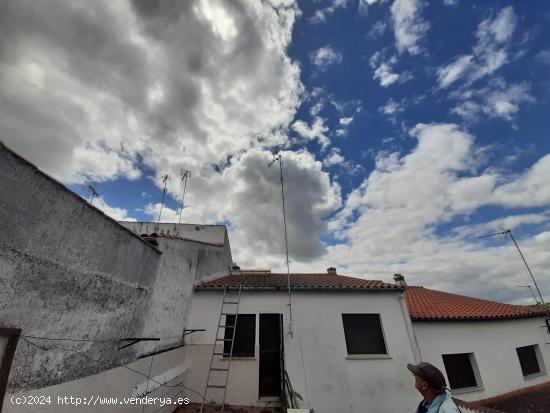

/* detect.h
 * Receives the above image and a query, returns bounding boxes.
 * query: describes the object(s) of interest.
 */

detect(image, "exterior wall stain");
[0,143,233,398]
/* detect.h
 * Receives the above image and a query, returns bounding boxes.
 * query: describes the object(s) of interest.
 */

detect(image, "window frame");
[223,314,256,358]
[441,352,483,394]
[516,344,546,380]
[341,313,389,356]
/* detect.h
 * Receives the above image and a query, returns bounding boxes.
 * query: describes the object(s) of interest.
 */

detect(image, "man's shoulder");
[439,397,460,413]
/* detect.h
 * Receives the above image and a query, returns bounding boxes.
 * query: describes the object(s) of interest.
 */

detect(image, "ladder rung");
[212,352,230,356]
[211,368,229,371]
[207,385,226,388]
[216,338,232,341]
[223,301,239,304]
[221,312,237,315]
[219,324,235,328]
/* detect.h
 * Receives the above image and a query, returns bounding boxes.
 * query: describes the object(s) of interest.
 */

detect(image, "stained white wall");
[185,290,421,413]
[3,346,188,413]
[412,317,550,401]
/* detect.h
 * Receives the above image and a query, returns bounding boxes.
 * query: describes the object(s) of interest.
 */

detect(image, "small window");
[224,314,255,357]
[442,353,480,390]
[516,345,542,377]
[342,314,387,355]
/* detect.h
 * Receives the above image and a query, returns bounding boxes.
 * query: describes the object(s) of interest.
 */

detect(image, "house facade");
[185,270,422,413]
[186,271,549,413]
[404,284,550,403]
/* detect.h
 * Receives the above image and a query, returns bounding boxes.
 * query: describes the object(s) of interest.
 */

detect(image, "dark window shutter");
[224,314,255,357]
[342,314,387,355]
[442,353,478,389]
[516,345,540,376]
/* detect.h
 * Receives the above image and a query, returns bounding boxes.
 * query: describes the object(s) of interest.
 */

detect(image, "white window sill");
[345,354,392,360]
[450,385,484,395]
[523,371,546,380]
[221,356,256,361]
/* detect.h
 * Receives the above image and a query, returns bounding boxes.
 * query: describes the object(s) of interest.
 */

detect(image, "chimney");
[393,273,407,287]
[231,263,241,275]
[327,267,337,275]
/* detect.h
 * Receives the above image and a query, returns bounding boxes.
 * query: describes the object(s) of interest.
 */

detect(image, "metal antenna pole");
[269,153,293,337]
[156,174,170,231]
[88,185,99,206]
[479,229,549,333]
[507,230,545,305]
[178,169,191,224]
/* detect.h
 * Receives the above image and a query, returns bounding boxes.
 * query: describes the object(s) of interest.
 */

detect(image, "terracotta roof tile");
[196,272,401,290]
[404,286,547,321]
[472,380,550,412]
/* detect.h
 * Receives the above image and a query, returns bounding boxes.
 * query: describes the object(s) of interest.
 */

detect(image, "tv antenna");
[156,174,170,230]
[479,229,549,334]
[268,153,293,337]
[178,169,191,224]
[87,185,99,206]
[478,229,544,305]
[516,285,539,305]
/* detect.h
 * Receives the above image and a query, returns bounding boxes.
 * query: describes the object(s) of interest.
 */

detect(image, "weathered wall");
[0,143,163,392]
[119,222,227,246]
[413,317,550,401]
[139,237,232,342]
[185,290,420,413]
[2,345,189,413]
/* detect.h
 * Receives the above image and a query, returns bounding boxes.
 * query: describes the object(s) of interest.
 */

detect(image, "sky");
[1,0,549,304]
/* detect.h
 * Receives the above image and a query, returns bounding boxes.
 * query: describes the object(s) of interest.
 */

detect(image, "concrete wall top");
[118,222,227,245]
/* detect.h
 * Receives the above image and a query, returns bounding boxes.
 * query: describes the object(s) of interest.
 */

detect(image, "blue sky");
[1,0,549,303]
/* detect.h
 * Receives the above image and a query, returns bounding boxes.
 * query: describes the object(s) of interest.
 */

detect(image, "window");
[442,353,481,390]
[516,345,543,377]
[342,314,387,355]
[224,314,255,357]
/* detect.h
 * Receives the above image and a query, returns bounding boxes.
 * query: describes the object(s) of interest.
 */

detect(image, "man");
[407,362,461,413]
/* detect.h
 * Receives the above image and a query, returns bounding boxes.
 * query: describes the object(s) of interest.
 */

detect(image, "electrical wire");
[19,337,207,402]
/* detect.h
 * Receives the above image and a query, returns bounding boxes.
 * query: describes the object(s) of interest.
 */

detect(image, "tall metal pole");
[507,230,545,305]
[479,229,549,333]
[269,154,293,337]
[178,169,191,224]
[156,174,170,231]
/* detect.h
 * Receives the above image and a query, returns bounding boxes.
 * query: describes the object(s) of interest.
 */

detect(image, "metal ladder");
[200,285,242,413]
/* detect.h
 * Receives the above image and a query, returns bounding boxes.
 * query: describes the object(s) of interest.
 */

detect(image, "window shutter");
[442,353,478,389]
[224,314,255,357]
[516,345,540,376]
[342,314,387,355]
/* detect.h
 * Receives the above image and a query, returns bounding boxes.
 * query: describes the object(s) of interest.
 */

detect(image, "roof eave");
[411,313,547,322]
[194,286,404,292]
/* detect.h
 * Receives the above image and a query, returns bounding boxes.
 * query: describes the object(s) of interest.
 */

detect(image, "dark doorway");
[259,314,282,398]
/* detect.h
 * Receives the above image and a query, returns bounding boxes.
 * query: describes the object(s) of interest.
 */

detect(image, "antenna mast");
[87,185,99,206]
[156,174,170,231]
[269,153,293,337]
[479,229,545,304]
[178,169,191,224]
[479,229,549,333]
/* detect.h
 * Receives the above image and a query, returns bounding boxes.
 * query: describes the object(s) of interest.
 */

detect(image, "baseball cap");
[407,362,447,392]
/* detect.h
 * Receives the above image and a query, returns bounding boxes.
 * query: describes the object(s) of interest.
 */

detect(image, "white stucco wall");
[412,317,550,401]
[3,345,189,413]
[185,289,421,413]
